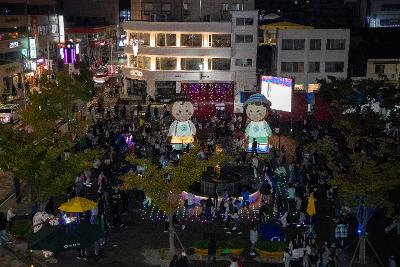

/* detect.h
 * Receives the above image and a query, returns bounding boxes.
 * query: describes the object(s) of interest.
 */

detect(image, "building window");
[281,62,304,73]
[161,4,171,12]
[375,64,385,74]
[138,56,151,70]
[156,57,177,70]
[155,81,176,100]
[282,39,305,50]
[130,32,150,46]
[181,34,202,47]
[183,3,189,10]
[208,58,230,70]
[231,3,241,10]
[210,34,231,47]
[236,17,254,26]
[235,34,253,43]
[143,3,153,15]
[181,58,203,70]
[129,55,138,67]
[310,39,321,50]
[308,62,320,73]
[326,39,345,50]
[222,3,229,11]
[325,62,344,72]
[235,58,252,67]
[156,33,176,47]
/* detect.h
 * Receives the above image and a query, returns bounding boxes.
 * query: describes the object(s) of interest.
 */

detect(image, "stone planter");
[256,249,284,262]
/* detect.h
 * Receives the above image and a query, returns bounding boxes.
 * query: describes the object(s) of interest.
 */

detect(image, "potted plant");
[256,240,287,261]
[225,237,246,256]
[193,240,209,256]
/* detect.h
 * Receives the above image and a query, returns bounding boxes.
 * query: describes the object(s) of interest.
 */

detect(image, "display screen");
[261,76,292,112]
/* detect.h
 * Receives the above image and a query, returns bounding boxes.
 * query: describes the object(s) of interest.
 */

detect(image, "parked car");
[0,104,19,124]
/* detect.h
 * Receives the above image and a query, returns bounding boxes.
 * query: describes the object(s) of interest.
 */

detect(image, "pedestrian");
[13,177,21,204]
[206,235,216,266]
[6,207,15,229]
[249,224,258,256]
[169,254,179,267]
[177,252,189,267]
[0,212,9,245]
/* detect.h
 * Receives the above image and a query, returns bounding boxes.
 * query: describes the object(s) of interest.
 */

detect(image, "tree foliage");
[120,149,234,213]
[307,78,400,218]
[0,68,99,200]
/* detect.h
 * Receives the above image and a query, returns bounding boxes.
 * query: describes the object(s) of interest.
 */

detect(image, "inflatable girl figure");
[244,93,272,153]
[168,95,196,150]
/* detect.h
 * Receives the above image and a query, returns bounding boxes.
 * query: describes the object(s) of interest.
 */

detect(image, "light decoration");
[138,191,262,223]
[181,83,234,119]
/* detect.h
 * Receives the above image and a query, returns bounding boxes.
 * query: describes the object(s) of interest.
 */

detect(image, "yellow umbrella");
[306,193,316,216]
[58,197,97,213]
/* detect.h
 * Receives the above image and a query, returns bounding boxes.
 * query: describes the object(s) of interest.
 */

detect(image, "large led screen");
[261,76,292,112]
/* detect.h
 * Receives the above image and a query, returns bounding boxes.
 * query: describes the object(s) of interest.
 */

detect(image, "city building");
[122,9,258,114]
[0,0,63,98]
[366,58,400,87]
[256,0,356,28]
[131,0,255,22]
[276,28,350,92]
[368,0,400,28]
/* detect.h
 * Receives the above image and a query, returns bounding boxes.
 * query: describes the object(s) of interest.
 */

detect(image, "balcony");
[123,20,231,34]
[124,45,231,58]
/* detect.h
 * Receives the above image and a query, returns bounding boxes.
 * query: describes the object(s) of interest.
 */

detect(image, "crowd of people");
[2,88,393,267]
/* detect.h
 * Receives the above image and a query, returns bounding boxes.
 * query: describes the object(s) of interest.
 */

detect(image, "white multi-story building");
[366,58,400,87]
[276,29,350,92]
[122,10,258,113]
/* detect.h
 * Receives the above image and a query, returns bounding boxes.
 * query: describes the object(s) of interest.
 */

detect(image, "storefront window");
[130,32,150,46]
[155,81,176,101]
[181,58,203,70]
[181,34,202,47]
[208,58,230,70]
[156,57,177,70]
[210,34,231,47]
[156,33,176,47]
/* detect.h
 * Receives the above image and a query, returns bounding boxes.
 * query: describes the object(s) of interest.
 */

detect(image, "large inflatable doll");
[168,95,196,150]
[244,93,272,153]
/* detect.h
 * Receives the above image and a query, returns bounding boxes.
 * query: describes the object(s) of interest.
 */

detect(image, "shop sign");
[130,70,143,77]
[29,38,37,59]
[9,41,19,49]
[63,242,81,249]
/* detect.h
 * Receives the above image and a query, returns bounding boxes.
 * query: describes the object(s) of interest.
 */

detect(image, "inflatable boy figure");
[168,95,196,150]
[244,93,272,153]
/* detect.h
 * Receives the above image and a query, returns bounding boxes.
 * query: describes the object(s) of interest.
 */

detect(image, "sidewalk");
[0,246,27,267]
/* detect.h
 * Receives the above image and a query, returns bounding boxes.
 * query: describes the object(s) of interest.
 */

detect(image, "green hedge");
[256,240,287,252]
[193,240,226,250]
[226,237,246,249]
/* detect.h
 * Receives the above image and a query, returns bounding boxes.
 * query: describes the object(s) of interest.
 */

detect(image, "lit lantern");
[168,95,196,150]
[244,93,272,153]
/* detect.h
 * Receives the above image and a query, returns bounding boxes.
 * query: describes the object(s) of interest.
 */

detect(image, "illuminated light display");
[181,83,234,118]
[244,93,272,153]
[63,42,76,64]
[168,95,196,150]
[261,76,293,112]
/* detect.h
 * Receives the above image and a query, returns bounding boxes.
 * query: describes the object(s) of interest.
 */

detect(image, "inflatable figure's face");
[246,103,268,122]
[171,101,194,122]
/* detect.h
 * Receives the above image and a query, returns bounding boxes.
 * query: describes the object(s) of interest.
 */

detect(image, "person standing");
[249,224,258,256]
[0,212,9,245]
[6,207,15,229]
[13,177,21,204]
[206,235,217,266]
[169,254,179,267]
[177,252,189,267]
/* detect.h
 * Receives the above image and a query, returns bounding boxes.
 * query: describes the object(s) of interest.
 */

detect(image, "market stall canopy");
[58,197,96,213]
[27,224,102,251]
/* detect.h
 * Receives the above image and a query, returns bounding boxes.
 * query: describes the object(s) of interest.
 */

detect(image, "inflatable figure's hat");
[244,93,271,107]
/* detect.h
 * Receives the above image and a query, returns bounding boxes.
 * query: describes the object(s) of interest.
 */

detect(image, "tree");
[0,69,98,200]
[307,78,400,263]
[121,149,233,254]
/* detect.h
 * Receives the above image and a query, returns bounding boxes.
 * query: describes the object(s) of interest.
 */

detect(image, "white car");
[0,104,19,124]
